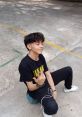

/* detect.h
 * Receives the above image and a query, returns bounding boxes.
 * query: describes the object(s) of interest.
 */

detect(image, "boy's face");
[27,41,44,55]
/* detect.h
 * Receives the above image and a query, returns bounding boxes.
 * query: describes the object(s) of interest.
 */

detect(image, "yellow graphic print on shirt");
[33,65,44,78]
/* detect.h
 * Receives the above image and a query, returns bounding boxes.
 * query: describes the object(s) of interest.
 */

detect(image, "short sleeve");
[19,64,33,82]
[40,54,48,72]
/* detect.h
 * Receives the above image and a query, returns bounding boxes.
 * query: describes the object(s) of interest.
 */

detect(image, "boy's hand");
[33,72,46,86]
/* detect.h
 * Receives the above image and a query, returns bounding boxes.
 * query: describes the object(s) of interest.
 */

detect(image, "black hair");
[24,32,45,48]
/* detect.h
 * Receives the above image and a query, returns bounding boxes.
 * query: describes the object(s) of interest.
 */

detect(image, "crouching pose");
[19,32,78,117]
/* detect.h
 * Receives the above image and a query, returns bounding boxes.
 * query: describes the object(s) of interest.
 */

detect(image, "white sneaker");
[43,111,52,117]
[64,85,79,93]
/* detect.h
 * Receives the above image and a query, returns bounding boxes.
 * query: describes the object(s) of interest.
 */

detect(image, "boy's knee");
[66,66,72,72]
[46,102,58,115]
[66,66,73,76]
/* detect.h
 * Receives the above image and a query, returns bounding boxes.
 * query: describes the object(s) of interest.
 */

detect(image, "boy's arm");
[45,71,57,99]
[26,80,40,91]
[26,74,45,91]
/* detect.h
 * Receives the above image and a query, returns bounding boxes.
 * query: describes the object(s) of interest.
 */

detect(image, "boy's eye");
[36,42,39,45]
[35,42,44,45]
[36,43,39,45]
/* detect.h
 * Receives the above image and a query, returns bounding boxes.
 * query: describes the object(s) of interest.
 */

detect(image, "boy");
[19,32,78,117]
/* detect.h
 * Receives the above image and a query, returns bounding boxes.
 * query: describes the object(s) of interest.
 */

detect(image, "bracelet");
[52,89,56,93]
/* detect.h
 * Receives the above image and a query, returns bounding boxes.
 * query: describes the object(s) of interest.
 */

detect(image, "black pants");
[30,66,73,115]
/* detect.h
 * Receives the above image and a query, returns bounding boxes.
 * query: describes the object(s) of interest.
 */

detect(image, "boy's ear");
[27,44,31,50]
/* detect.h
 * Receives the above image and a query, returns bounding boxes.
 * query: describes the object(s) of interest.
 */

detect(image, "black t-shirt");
[18,54,48,95]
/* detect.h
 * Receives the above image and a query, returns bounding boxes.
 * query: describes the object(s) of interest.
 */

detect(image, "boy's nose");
[41,46,44,49]
[40,44,43,48]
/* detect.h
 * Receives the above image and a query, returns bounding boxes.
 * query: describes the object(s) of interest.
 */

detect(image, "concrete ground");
[0,0,82,117]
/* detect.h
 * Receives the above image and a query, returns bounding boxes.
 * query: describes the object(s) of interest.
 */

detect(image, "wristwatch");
[51,89,56,94]
[52,89,56,92]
